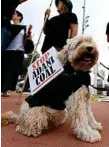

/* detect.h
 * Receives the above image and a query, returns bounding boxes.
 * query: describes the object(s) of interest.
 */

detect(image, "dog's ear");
[66,37,79,50]
[58,48,68,64]
[57,36,79,64]
[57,38,76,64]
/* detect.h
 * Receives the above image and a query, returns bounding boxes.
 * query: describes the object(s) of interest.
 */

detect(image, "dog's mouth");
[84,54,93,62]
[78,53,94,62]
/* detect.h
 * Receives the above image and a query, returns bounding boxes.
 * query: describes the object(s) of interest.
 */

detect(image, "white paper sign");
[28,47,64,95]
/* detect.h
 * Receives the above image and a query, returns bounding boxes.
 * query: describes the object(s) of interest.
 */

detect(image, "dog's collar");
[64,61,91,75]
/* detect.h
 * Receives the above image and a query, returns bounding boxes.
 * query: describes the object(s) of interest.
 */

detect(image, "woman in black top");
[41,0,78,53]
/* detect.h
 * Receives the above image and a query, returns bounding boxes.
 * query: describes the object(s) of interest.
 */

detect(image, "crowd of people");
[1,0,109,97]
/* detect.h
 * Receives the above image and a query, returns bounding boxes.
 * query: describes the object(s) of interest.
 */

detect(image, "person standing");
[1,10,34,96]
[41,0,78,53]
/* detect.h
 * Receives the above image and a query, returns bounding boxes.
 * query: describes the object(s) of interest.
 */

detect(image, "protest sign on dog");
[28,47,64,95]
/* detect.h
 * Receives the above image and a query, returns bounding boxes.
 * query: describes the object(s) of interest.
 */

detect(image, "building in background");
[90,63,109,95]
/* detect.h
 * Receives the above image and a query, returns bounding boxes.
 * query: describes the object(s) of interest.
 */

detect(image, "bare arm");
[26,25,33,39]
[43,9,50,34]
[69,23,78,39]
[43,19,49,34]
[107,34,109,42]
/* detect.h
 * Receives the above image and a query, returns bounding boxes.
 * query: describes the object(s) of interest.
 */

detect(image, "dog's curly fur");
[1,35,102,143]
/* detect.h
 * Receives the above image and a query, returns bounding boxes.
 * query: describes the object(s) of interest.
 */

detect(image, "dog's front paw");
[16,124,42,137]
[76,127,102,143]
[1,116,9,126]
[84,129,101,143]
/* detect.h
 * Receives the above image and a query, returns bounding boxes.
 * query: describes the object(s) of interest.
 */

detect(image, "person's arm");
[68,13,78,39]
[43,9,51,34]
[24,25,34,54]
[26,25,32,39]
[107,34,109,42]
[69,23,78,38]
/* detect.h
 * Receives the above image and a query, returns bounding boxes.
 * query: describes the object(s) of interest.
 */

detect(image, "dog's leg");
[60,109,68,125]
[1,111,19,126]
[86,95,102,131]
[16,106,57,137]
[1,101,29,127]
[19,101,30,118]
[47,108,67,127]
[15,101,30,125]
[66,86,102,143]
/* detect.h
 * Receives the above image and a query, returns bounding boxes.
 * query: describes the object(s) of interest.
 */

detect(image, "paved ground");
[1,93,109,147]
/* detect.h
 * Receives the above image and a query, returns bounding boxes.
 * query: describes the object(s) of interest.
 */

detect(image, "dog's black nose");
[86,47,93,52]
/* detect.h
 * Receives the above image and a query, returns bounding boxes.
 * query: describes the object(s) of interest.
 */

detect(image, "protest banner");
[28,47,64,95]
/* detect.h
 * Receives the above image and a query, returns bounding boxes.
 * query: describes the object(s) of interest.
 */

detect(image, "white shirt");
[6,21,25,52]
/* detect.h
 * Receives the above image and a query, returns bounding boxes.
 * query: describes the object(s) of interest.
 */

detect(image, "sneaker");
[2,92,10,97]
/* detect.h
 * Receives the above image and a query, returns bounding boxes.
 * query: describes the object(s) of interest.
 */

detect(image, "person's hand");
[19,0,27,4]
[27,24,32,39]
[45,9,51,17]
[28,24,32,34]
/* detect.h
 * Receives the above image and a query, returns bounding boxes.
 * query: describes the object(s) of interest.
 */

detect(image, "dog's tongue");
[84,56,91,61]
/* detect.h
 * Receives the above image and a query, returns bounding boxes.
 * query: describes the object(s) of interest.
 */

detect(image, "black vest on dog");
[25,62,91,110]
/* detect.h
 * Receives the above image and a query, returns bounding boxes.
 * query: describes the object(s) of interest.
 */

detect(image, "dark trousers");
[1,50,24,92]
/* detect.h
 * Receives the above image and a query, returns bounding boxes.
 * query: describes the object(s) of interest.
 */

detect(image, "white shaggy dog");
[1,35,102,143]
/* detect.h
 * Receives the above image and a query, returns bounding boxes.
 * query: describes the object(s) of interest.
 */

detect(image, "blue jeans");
[1,26,11,51]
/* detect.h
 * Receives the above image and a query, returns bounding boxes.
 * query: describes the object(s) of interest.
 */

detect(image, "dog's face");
[59,36,99,71]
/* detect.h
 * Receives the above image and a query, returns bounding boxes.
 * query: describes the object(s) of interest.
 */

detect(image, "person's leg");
[2,51,21,95]
[2,60,14,95]
[9,51,24,91]
[1,26,12,95]
[1,52,6,92]
[1,51,12,96]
